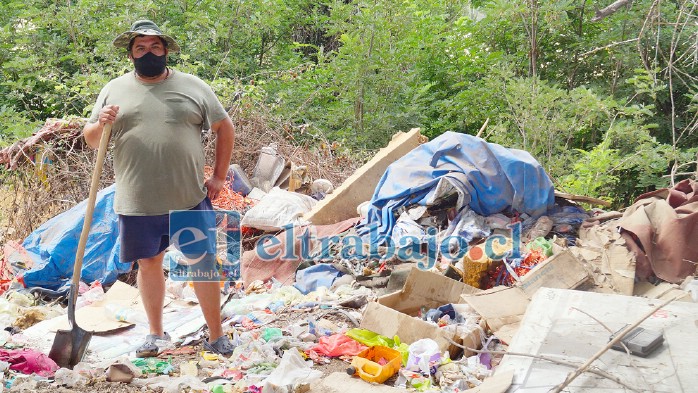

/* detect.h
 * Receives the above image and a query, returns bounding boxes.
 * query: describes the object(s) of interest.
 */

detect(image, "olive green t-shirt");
[88,70,228,215]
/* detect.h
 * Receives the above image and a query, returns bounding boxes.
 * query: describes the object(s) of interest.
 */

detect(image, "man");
[83,20,236,357]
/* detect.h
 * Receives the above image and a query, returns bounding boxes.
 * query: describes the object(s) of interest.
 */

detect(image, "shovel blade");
[48,326,93,369]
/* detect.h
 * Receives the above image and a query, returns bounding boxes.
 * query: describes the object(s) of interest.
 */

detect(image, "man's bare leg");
[192,280,223,342]
[137,252,166,336]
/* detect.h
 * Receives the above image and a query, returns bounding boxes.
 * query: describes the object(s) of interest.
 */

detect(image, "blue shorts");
[118,197,215,262]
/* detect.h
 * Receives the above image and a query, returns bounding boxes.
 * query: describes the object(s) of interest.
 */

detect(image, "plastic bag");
[262,349,322,393]
[222,293,273,318]
[311,334,367,357]
[75,283,105,309]
[406,339,441,375]
[21,184,131,290]
[132,358,174,375]
[262,328,283,342]
[345,328,409,365]
[294,264,344,295]
[240,187,316,231]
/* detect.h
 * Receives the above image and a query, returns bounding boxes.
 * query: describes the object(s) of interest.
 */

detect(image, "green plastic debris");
[526,237,553,256]
[345,328,409,365]
[132,357,174,375]
[262,327,283,342]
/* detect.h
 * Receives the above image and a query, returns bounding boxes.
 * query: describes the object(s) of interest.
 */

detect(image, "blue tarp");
[21,184,131,290]
[359,132,555,239]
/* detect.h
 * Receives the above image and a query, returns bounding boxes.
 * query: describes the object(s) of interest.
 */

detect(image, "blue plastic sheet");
[360,132,554,239]
[21,184,131,290]
[294,264,344,294]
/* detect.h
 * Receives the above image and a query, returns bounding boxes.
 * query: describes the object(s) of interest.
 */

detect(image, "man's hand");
[207,116,235,201]
[84,104,120,149]
[99,105,120,126]
[204,176,225,200]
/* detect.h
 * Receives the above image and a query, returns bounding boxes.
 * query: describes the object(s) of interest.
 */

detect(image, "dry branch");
[592,0,634,22]
[1,104,359,241]
[444,337,640,392]
[550,295,681,392]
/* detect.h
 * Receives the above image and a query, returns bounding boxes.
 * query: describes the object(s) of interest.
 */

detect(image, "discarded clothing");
[294,264,345,294]
[359,132,554,240]
[20,184,131,290]
[0,348,59,377]
[619,179,698,283]
[240,218,359,287]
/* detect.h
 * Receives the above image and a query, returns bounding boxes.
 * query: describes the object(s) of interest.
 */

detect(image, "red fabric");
[0,349,59,377]
[619,179,698,283]
[311,334,367,357]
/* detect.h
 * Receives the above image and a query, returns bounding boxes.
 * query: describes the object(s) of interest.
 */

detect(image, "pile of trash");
[0,128,697,392]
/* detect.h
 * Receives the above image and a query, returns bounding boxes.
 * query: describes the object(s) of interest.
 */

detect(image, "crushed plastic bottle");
[104,303,147,324]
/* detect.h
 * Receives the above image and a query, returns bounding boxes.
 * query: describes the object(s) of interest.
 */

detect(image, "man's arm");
[83,105,119,149]
[204,116,235,200]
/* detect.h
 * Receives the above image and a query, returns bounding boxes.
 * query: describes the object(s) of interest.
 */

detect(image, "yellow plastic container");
[347,346,401,384]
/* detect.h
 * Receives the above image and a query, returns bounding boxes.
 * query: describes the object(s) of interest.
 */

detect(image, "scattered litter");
[132,357,174,375]
[106,358,142,382]
[311,334,367,357]
[0,348,59,377]
[130,374,208,393]
[262,349,322,393]
[1,128,695,393]
[348,345,402,384]
[53,367,88,387]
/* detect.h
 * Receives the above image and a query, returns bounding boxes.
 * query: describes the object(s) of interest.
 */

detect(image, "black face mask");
[133,52,167,77]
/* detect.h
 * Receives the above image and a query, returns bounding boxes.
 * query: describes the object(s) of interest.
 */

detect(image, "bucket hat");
[113,20,180,52]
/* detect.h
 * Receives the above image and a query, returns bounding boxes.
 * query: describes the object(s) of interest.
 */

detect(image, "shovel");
[49,123,113,368]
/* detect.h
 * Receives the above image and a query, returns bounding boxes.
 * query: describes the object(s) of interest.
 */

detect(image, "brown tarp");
[619,179,698,283]
[240,217,360,287]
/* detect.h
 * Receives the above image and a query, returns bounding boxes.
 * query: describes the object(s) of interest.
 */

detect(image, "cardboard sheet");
[498,288,698,392]
[360,267,483,357]
[516,250,590,297]
[462,286,530,344]
[573,221,636,295]
[633,281,692,302]
[48,280,172,333]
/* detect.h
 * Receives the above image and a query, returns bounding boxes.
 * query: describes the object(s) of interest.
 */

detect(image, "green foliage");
[0,106,39,147]
[561,142,619,202]
[1,0,697,206]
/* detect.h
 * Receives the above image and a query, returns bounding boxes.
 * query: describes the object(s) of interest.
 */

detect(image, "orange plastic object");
[347,346,401,384]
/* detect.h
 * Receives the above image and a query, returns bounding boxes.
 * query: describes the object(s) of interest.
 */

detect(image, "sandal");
[135,332,172,358]
[202,334,235,357]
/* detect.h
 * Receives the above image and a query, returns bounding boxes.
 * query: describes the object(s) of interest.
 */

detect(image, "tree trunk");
[530,0,539,79]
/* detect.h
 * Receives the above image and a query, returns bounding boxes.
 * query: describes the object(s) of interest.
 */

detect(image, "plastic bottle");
[104,303,147,324]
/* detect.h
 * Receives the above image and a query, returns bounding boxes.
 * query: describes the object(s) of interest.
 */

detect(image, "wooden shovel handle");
[70,123,113,293]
